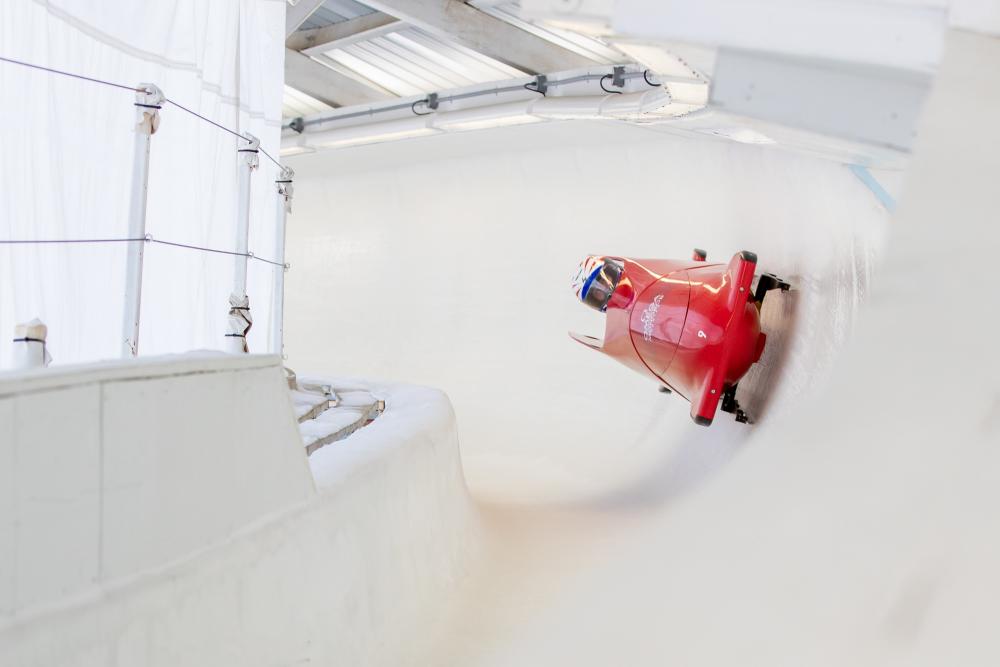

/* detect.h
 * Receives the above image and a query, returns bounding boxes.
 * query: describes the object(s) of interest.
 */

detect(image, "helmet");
[571,256,623,312]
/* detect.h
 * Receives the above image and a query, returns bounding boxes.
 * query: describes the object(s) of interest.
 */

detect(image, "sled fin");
[690,251,758,427]
[568,331,604,350]
[690,367,724,426]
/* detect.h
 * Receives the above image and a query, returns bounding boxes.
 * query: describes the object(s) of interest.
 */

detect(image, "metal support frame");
[286,0,326,37]
[848,164,897,213]
[226,133,259,354]
[287,12,400,54]
[272,167,294,356]
[122,83,164,358]
[360,0,597,73]
[284,49,393,108]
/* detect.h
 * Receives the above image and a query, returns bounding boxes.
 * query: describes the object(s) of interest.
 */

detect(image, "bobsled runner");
[569,249,789,426]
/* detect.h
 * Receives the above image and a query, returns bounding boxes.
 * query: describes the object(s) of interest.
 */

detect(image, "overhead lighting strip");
[283,67,669,133]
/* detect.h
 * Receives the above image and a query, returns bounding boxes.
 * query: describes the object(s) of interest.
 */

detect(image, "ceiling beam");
[357,0,599,74]
[287,12,401,54]
[284,49,394,109]
[286,0,327,38]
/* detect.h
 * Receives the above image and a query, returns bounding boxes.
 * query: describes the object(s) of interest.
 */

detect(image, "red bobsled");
[569,249,788,426]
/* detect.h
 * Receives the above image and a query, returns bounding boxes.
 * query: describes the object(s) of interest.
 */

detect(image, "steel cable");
[1,55,284,168]
[0,237,288,269]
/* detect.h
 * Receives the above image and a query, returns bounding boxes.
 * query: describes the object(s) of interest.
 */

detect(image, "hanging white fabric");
[0,0,285,366]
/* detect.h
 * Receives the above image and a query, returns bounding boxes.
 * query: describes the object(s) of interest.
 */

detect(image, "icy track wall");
[0,354,475,666]
[283,121,891,503]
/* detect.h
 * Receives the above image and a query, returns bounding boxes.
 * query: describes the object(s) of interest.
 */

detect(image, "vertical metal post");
[272,167,294,356]
[122,83,164,357]
[12,319,51,370]
[225,133,259,353]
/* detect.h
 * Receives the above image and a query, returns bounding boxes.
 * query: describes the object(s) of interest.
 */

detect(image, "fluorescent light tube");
[530,95,604,120]
[433,102,545,131]
[600,88,673,119]
[279,139,316,157]
[307,118,440,149]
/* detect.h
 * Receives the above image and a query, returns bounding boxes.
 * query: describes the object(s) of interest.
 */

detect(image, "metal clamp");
[239,133,260,169]
[134,83,165,135]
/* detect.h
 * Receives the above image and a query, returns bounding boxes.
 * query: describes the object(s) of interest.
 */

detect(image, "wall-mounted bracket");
[612,66,626,88]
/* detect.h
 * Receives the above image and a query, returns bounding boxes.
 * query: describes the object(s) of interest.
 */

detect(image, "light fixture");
[279,72,713,153]
[649,81,709,112]
[279,140,315,157]
[533,87,688,122]
[432,102,545,132]
[600,88,672,119]
[308,117,440,149]
[530,95,603,120]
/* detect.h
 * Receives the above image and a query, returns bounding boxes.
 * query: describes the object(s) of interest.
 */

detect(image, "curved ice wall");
[283,120,890,503]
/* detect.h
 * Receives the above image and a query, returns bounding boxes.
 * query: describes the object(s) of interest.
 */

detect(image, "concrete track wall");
[0,358,475,666]
[0,354,314,618]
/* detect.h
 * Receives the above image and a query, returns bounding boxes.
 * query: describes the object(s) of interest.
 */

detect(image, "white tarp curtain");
[0,0,285,366]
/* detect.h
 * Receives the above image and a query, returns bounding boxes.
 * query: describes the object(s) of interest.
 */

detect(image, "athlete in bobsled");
[571,255,627,312]
[569,250,789,426]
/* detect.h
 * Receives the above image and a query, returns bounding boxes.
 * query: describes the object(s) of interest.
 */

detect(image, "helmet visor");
[571,256,623,311]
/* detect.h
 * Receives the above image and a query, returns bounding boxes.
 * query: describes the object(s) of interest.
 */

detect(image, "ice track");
[283,29,1000,667]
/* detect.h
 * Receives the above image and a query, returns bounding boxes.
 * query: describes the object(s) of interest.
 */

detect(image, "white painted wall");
[0,358,475,666]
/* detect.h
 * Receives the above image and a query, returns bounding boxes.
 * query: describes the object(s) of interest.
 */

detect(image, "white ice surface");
[299,417,344,441]
[286,117,889,506]
[334,390,378,408]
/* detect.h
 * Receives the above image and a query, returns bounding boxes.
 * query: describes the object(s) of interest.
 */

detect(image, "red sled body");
[569,250,782,426]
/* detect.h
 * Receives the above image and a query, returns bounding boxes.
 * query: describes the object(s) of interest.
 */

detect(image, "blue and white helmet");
[571,256,623,312]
